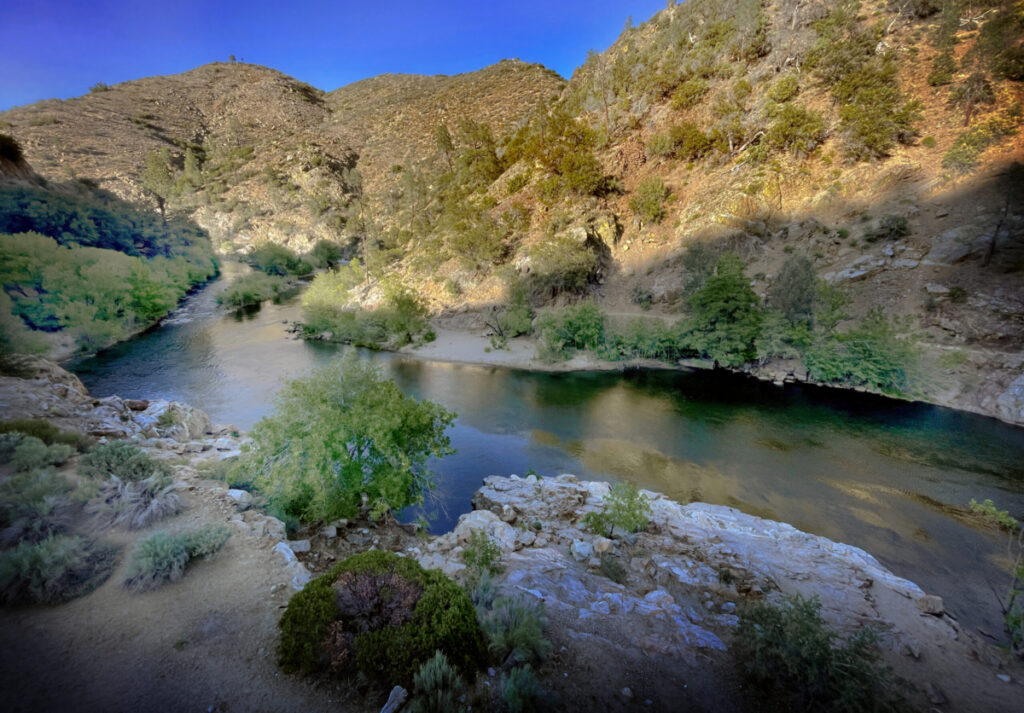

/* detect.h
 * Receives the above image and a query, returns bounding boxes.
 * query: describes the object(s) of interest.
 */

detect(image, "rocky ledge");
[402,473,1021,710]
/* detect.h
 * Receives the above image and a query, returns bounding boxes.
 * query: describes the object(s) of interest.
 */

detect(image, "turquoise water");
[68,268,1024,638]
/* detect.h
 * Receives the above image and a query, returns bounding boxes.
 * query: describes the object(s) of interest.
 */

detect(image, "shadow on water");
[67,271,1024,640]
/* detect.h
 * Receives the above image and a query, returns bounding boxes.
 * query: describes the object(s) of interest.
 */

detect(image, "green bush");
[864,215,909,243]
[968,498,1019,531]
[216,273,290,308]
[630,176,670,224]
[768,75,800,103]
[943,115,1018,174]
[670,77,709,110]
[806,309,918,395]
[0,468,75,543]
[248,242,312,276]
[9,436,74,472]
[481,595,551,667]
[277,551,485,684]
[927,51,956,86]
[122,523,230,592]
[735,595,908,712]
[0,535,118,604]
[500,665,551,713]
[308,240,346,268]
[583,482,651,537]
[79,440,172,482]
[524,234,599,300]
[243,356,455,524]
[462,530,503,583]
[767,105,825,156]
[409,650,465,713]
[535,303,605,360]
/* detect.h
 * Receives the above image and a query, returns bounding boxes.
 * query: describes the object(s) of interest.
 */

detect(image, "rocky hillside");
[1,0,1022,423]
[0,60,563,255]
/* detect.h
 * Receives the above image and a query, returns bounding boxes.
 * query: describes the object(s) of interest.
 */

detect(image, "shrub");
[0,535,118,604]
[943,115,1019,174]
[806,309,918,395]
[308,239,345,268]
[670,77,709,110]
[524,234,599,300]
[768,75,800,103]
[409,650,465,713]
[379,281,430,346]
[216,273,290,308]
[79,440,172,482]
[122,523,230,592]
[927,51,955,87]
[500,665,551,713]
[599,553,627,584]
[968,498,1019,531]
[462,530,503,583]
[0,419,92,451]
[486,283,534,349]
[630,176,670,224]
[864,215,909,244]
[87,474,182,530]
[9,436,74,472]
[248,242,312,276]
[670,122,713,160]
[0,133,25,163]
[277,551,485,684]
[535,303,605,360]
[482,596,551,668]
[0,469,75,544]
[243,356,455,524]
[767,105,825,155]
[583,482,651,537]
[735,595,908,712]
[921,136,936,149]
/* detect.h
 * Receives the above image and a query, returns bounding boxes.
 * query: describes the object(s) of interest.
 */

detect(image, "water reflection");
[68,272,1024,638]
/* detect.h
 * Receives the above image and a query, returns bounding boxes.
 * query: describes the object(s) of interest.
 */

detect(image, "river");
[68,265,1024,639]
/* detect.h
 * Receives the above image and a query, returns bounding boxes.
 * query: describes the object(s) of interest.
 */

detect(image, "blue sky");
[1,0,668,111]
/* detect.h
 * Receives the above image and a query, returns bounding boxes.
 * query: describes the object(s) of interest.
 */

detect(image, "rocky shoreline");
[2,359,1023,711]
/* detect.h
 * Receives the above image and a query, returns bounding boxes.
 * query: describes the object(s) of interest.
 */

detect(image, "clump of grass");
[480,595,550,668]
[122,523,231,592]
[79,440,171,482]
[461,530,503,586]
[0,535,118,604]
[87,475,182,530]
[0,469,76,545]
[500,664,553,713]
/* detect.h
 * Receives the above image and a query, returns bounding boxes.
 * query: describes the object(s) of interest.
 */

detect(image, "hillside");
[1,0,1023,423]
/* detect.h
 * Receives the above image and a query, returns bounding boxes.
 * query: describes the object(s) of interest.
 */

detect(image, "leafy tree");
[434,124,455,173]
[768,254,816,325]
[685,253,763,367]
[243,356,455,523]
[142,150,174,217]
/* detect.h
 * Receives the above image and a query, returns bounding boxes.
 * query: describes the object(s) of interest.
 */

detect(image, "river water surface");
[68,266,1024,638]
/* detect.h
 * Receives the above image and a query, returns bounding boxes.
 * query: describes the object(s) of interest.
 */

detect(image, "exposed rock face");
[0,358,214,442]
[410,474,973,665]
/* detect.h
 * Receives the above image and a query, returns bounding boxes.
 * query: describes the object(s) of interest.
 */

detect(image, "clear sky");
[0,0,668,111]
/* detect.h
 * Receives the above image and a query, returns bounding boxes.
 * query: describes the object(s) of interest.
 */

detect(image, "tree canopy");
[243,356,456,524]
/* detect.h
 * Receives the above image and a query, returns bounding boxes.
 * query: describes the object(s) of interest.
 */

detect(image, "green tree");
[243,356,456,523]
[685,253,763,367]
[768,254,816,325]
[142,150,174,218]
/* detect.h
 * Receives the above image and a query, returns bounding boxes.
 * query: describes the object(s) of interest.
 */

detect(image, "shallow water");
[69,267,1024,638]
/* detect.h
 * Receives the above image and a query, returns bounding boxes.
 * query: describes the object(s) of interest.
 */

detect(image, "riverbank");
[389,319,1024,429]
[2,360,1022,712]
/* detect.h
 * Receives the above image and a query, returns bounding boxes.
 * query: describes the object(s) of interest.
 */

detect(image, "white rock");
[227,489,252,510]
[570,539,593,562]
[288,539,311,553]
[593,536,614,555]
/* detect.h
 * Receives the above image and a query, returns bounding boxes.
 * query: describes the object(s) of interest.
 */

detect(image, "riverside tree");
[242,356,455,524]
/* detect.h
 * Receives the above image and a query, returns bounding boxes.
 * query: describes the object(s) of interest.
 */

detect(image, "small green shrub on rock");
[583,482,651,537]
[79,440,172,482]
[500,664,552,713]
[735,594,908,712]
[462,530,503,583]
[277,551,484,685]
